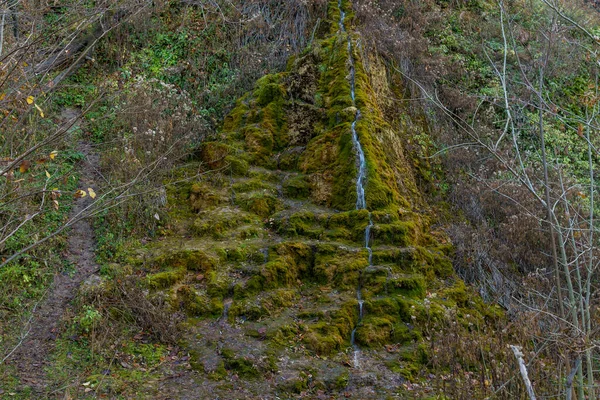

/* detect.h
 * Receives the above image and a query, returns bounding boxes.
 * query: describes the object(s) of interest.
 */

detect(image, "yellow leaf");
[88,188,96,199]
[26,96,34,105]
[45,170,51,179]
[75,189,87,198]
[49,150,58,160]
[0,93,5,101]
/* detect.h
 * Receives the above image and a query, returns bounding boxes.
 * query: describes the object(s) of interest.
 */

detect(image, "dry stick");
[566,358,583,400]
[510,345,536,400]
[0,288,49,365]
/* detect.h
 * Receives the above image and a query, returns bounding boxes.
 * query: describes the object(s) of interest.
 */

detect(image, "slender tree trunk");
[9,0,17,39]
[0,8,6,57]
[537,68,566,323]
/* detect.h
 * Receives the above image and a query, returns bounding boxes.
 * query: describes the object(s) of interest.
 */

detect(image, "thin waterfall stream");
[338,0,373,369]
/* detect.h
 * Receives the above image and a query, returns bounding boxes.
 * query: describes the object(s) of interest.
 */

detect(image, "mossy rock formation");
[137,0,504,397]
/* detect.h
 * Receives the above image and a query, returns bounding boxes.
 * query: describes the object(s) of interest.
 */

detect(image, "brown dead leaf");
[19,160,31,173]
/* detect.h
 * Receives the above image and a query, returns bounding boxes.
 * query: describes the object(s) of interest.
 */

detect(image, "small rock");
[80,274,103,293]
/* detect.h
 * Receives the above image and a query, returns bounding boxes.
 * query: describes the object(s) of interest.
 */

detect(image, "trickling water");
[338,0,373,369]
[350,287,364,368]
[261,248,269,264]
[221,299,232,325]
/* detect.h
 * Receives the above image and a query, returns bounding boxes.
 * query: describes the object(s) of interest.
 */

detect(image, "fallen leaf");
[82,381,91,386]
[26,95,34,105]
[49,150,58,160]
[88,188,96,199]
[74,189,87,198]
[19,160,31,173]
[45,170,51,179]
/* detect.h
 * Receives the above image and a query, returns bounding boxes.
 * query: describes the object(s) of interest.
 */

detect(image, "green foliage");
[77,305,102,333]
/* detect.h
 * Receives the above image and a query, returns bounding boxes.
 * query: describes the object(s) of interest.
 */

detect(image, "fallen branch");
[510,345,536,400]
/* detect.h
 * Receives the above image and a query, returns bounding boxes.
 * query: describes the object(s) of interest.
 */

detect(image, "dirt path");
[8,131,101,394]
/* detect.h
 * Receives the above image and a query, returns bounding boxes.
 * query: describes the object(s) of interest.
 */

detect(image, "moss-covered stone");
[355,316,415,347]
[273,211,324,238]
[176,285,223,317]
[282,174,311,199]
[146,268,186,290]
[389,275,426,299]
[231,178,275,193]
[254,75,286,107]
[371,221,417,247]
[190,208,260,238]
[155,249,217,272]
[189,183,222,212]
[236,192,282,218]
[313,249,368,287]
[221,348,260,378]
[206,270,230,299]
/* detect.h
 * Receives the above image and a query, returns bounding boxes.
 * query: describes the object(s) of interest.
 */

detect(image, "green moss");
[243,126,274,166]
[282,175,311,198]
[303,322,345,355]
[243,275,264,295]
[218,245,260,263]
[355,316,414,347]
[236,192,282,218]
[207,360,228,380]
[365,298,404,321]
[389,275,426,299]
[223,101,249,132]
[189,183,222,212]
[228,300,265,321]
[372,221,417,246]
[361,266,389,295]
[224,155,250,175]
[371,248,418,270]
[206,270,230,298]
[416,246,454,277]
[254,76,286,107]
[313,250,368,287]
[221,348,260,378]
[177,285,222,317]
[327,209,371,241]
[355,316,393,347]
[231,288,297,321]
[191,208,260,238]
[335,371,349,389]
[274,211,324,238]
[146,268,186,290]
[199,142,236,170]
[443,280,469,307]
[156,249,217,272]
[387,344,429,380]
[231,178,275,193]
[261,288,298,312]
[261,259,297,289]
